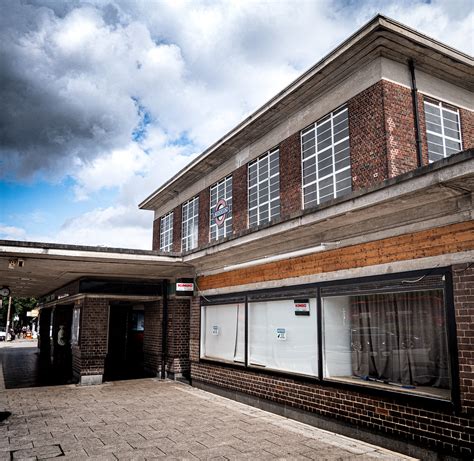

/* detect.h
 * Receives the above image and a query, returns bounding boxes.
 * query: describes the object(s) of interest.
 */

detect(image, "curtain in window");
[350,290,449,388]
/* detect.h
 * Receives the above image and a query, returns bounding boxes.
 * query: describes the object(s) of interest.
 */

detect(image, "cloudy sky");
[0,0,472,249]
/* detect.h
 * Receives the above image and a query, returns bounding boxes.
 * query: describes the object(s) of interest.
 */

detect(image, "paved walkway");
[0,378,416,460]
[0,340,75,390]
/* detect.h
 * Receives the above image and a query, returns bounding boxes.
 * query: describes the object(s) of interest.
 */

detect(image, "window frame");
[199,267,460,413]
[181,196,199,252]
[424,99,463,163]
[209,176,233,242]
[300,105,351,209]
[248,148,280,228]
[159,211,174,252]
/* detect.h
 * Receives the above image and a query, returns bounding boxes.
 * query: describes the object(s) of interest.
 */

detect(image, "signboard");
[176,278,194,296]
[57,293,69,300]
[276,328,286,340]
[71,307,81,345]
[212,325,219,336]
[27,309,39,317]
[211,199,230,227]
[294,299,310,316]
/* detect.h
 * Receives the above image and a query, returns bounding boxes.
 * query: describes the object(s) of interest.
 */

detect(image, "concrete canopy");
[0,243,193,298]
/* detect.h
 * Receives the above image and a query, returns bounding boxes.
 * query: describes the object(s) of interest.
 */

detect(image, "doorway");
[105,303,146,380]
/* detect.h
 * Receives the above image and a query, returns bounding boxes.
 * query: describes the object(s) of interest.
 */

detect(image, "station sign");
[176,278,195,296]
[211,199,230,227]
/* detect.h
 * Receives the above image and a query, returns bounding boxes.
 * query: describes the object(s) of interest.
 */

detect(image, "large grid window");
[181,196,199,251]
[210,176,232,241]
[200,270,453,401]
[301,106,351,208]
[248,148,280,227]
[159,212,173,252]
[424,100,462,163]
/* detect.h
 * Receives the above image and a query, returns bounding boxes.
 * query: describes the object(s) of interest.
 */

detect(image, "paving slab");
[0,378,417,460]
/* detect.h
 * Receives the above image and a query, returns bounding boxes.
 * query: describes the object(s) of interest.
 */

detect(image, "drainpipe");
[161,279,168,379]
[409,59,423,168]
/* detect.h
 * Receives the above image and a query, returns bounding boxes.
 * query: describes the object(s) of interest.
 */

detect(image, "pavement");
[0,341,417,460]
[0,378,417,461]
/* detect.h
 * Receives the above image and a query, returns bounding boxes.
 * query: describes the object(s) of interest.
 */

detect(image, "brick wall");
[76,297,109,376]
[190,265,474,456]
[460,108,474,150]
[348,81,388,190]
[280,132,302,218]
[152,217,160,251]
[143,300,162,376]
[453,263,474,415]
[173,204,182,252]
[167,297,191,377]
[383,81,419,177]
[232,165,248,234]
[198,188,210,247]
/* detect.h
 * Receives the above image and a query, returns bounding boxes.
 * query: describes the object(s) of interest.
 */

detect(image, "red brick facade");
[348,81,388,190]
[383,81,419,177]
[160,80,472,255]
[280,132,302,218]
[453,263,474,415]
[198,188,210,247]
[152,217,160,251]
[172,204,182,252]
[232,165,248,234]
[460,107,474,151]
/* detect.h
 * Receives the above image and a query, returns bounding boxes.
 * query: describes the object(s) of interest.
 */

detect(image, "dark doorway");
[105,303,147,380]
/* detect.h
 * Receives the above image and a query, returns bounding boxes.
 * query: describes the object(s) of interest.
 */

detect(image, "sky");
[0,0,473,250]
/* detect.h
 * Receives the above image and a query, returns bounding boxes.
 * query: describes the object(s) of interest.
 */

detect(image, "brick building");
[1,15,473,459]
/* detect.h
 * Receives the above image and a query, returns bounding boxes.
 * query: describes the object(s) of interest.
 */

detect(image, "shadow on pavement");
[0,342,78,389]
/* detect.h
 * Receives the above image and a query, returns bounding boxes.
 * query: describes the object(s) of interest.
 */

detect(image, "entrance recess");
[105,303,147,380]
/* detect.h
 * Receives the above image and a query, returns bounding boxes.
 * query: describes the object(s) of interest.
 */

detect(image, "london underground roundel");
[212,199,230,227]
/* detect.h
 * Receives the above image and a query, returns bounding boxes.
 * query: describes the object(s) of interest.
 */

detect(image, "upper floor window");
[210,176,233,241]
[159,212,173,252]
[248,148,280,227]
[301,106,351,208]
[182,196,199,251]
[424,100,462,163]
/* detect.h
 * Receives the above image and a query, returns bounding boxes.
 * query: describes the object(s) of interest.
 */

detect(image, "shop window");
[424,100,462,163]
[322,288,450,399]
[210,176,232,241]
[248,148,280,227]
[159,212,173,252]
[181,196,199,251]
[301,106,351,208]
[248,299,318,377]
[200,303,245,363]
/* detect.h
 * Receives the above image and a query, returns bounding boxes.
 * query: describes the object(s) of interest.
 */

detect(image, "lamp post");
[6,297,12,341]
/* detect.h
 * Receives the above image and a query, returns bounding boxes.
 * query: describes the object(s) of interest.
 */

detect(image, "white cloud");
[1,0,472,249]
[0,225,27,241]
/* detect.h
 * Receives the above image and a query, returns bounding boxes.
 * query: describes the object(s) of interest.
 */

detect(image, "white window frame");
[181,196,199,252]
[301,106,351,209]
[248,148,280,227]
[424,100,463,163]
[209,176,233,242]
[159,211,173,252]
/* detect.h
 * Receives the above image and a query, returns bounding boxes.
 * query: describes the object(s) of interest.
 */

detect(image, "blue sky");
[0,0,472,249]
